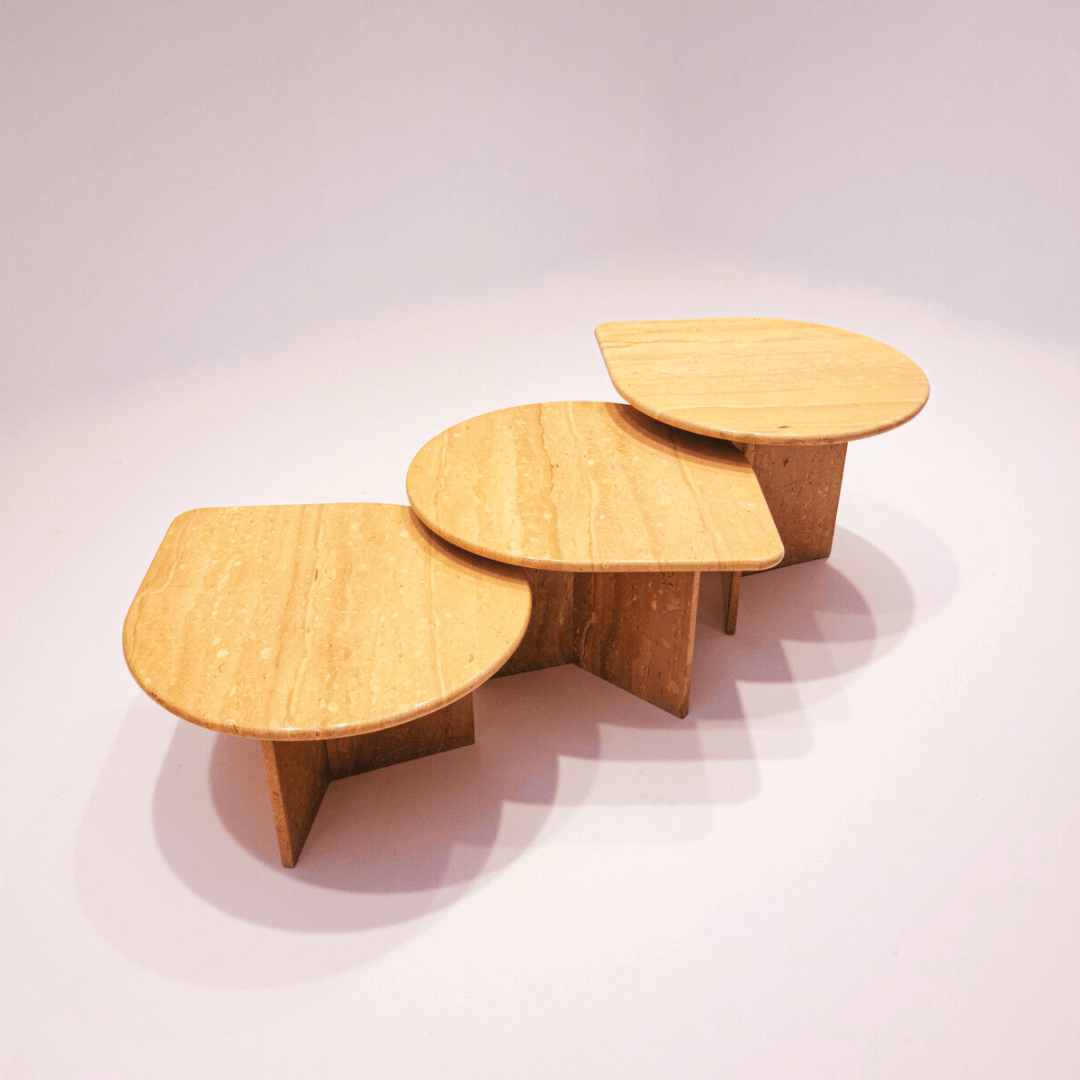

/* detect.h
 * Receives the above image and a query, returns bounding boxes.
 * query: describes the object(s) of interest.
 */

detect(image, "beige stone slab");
[495,568,576,676]
[259,695,477,869]
[492,568,699,716]
[596,318,929,445]
[406,401,784,573]
[574,570,700,718]
[736,441,848,569]
[123,503,532,741]
[260,739,331,868]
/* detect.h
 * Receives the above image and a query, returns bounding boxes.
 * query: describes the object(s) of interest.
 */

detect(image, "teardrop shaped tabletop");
[123,503,532,742]
[594,318,929,445]
[595,319,930,573]
[406,400,783,573]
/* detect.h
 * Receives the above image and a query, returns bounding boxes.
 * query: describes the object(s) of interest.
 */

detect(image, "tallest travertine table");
[595,318,930,571]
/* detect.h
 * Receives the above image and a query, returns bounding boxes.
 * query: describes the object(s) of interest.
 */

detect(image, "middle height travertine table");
[407,401,784,717]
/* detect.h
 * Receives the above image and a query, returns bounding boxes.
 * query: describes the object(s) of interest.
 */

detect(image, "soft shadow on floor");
[74,518,954,986]
[157,525,931,910]
[693,523,930,756]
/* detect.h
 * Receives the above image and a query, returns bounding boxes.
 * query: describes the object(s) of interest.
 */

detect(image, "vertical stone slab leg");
[324,694,475,780]
[495,567,575,676]
[260,739,331,868]
[573,570,701,718]
[741,442,847,569]
[720,570,742,635]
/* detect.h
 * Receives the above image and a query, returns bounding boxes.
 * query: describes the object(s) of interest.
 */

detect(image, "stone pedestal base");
[496,569,701,719]
[259,695,475,867]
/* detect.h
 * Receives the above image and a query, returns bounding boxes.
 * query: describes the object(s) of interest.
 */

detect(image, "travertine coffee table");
[123,503,531,866]
[406,401,783,717]
[596,318,930,570]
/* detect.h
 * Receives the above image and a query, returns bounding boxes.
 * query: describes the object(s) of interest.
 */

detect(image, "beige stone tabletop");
[123,503,532,741]
[595,318,930,445]
[406,401,784,573]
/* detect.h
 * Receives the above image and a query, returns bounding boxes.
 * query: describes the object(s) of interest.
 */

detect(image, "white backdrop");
[3,0,1076,417]
[2,3,1079,1078]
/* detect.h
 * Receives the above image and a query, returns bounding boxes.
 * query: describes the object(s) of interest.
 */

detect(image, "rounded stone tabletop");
[595,318,930,445]
[123,503,532,741]
[406,401,784,573]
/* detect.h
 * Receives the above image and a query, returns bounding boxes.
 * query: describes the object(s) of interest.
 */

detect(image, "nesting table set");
[124,319,929,866]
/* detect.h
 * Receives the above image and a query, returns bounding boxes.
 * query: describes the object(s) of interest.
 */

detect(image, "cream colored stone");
[595,318,930,445]
[406,401,784,573]
[123,503,532,741]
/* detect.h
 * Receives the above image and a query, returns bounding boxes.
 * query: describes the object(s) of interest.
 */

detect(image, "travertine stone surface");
[406,401,784,573]
[596,318,929,445]
[719,571,741,635]
[736,441,848,569]
[495,568,576,676]
[123,503,532,741]
[492,568,700,717]
[574,570,700,717]
[323,694,475,780]
[261,693,477,869]
[260,738,331,868]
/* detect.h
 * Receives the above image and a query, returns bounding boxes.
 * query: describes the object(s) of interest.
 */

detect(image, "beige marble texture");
[123,503,532,741]
[406,401,784,573]
[595,318,930,445]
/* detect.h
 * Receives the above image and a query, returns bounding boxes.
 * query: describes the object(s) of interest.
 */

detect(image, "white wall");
[657,0,1080,344]
[1,0,663,410]
[3,0,1076,415]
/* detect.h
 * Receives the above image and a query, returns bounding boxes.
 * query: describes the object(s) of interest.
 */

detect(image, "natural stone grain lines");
[408,401,783,716]
[124,502,532,866]
[595,318,929,445]
[407,401,784,574]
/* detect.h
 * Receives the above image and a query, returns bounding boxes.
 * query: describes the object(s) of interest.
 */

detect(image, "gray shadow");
[157,524,935,909]
[690,513,957,762]
[76,515,955,986]
[163,661,727,911]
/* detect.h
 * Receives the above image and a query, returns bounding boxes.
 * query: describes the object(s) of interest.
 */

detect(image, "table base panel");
[737,442,847,570]
[496,569,575,675]
[575,570,700,718]
[260,694,475,867]
[497,569,701,718]
[719,570,741,635]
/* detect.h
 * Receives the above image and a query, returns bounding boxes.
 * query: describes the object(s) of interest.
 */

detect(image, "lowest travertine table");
[595,318,930,569]
[406,401,783,717]
[123,503,532,866]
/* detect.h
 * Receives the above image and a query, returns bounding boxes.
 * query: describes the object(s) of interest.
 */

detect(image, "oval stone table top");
[595,318,930,445]
[406,401,784,573]
[123,503,532,741]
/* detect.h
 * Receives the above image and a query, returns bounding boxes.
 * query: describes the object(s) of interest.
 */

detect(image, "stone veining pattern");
[407,401,784,572]
[123,503,532,740]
